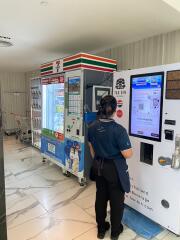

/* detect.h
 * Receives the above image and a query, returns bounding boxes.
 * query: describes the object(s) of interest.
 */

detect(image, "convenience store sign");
[41,76,64,85]
[41,59,63,76]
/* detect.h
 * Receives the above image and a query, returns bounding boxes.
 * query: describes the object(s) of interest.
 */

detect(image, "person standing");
[88,95,132,240]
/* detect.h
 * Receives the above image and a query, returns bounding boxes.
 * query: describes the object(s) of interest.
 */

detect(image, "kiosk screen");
[129,72,164,141]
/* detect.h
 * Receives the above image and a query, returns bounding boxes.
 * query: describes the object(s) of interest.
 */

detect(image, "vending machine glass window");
[42,83,64,134]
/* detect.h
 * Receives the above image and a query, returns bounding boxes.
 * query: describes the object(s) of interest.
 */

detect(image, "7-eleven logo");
[53,59,63,73]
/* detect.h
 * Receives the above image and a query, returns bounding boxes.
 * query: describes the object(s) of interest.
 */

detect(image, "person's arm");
[88,142,95,159]
[121,148,133,159]
[116,126,133,159]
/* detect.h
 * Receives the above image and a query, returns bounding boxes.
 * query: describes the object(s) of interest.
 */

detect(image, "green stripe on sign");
[64,58,116,69]
[41,66,53,72]
[63,59,81,67]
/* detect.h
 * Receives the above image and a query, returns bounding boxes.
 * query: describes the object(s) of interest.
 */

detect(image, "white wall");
[0,72,27,131]
[0,70,40,132]
[96,29,180,70]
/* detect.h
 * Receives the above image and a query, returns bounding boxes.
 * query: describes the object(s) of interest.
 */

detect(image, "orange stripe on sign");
[64,53,117,64]
[81,53,117,64]
[64,54,82,63]
[41,62,53,68]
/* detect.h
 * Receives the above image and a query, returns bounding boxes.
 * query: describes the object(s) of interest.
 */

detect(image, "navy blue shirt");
[88,119,132,193]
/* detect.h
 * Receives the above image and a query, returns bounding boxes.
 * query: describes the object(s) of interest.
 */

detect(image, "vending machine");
[31,77,42,149]
[41,53,117,185]
[113,63,180,235]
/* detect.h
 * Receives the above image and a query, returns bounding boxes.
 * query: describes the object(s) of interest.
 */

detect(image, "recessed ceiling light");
[0,36,13,47]
[0,40,13,47]
[40,1,48,6]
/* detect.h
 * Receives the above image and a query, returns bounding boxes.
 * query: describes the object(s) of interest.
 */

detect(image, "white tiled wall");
[0,72,27,132]
[96,29,180,70]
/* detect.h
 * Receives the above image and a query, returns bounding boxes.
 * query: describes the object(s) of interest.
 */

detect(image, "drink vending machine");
[41,53,117,185]
[31,77,42,149]
[113,63,180,235]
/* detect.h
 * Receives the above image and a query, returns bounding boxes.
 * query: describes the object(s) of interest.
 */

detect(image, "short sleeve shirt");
[88,119,131,160]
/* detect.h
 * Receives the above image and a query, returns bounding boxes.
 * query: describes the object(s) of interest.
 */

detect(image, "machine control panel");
[66,116,82,136]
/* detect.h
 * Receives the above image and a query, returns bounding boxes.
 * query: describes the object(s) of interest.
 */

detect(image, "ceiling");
[1,0,180,72]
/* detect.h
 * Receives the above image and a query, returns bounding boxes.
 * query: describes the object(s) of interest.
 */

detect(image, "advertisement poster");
[68,77,81,115]
[64,139,84,175]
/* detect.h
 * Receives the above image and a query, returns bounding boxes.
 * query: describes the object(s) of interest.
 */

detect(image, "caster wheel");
[64,171,71,177]
[79,178,86,187]
[42,158,46,163]
[79,182,85,187]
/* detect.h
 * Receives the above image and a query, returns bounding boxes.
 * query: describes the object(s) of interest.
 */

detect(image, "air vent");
[0,36,13,47]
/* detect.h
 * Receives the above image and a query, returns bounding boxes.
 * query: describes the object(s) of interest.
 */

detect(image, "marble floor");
[3,137,179,240]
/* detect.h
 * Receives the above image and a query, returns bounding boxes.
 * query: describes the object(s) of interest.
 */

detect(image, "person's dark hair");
[98,95,117,118]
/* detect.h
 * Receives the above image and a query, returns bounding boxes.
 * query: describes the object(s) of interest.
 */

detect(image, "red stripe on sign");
[64,53,82,62]
[41,63,53,68]
[81,53,117,64]
[81,64,114,72]
[41,70,53,76]
[63,64,82,71]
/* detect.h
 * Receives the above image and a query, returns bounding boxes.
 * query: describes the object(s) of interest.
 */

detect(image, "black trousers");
[95,160,125,235]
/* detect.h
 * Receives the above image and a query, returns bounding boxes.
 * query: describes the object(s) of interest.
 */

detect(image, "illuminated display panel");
[129,72,164,142]
[42,83,64,134]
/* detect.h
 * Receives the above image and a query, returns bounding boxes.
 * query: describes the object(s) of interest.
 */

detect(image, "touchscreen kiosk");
[129,72,164,141]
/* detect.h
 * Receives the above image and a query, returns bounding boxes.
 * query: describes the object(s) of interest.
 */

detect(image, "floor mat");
[122,205,163,239]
